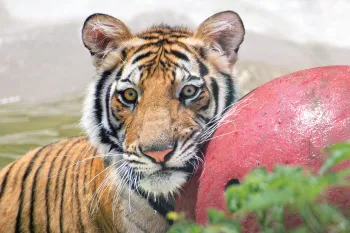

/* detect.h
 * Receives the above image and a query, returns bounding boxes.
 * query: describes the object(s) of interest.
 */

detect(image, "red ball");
[175,66,350,231]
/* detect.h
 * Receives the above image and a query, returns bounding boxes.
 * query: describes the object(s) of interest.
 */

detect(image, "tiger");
[0,10,245,233]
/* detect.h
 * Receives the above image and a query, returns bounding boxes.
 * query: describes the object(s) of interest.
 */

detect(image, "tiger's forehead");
[115,61,203,91]
[115,39,203,87]
[136,25,193,39]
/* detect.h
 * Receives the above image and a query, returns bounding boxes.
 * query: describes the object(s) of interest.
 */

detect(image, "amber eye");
[122,88,138,103]
[181,85,198,98]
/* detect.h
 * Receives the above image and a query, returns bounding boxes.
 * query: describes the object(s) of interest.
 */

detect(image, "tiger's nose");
[144,148,173,163]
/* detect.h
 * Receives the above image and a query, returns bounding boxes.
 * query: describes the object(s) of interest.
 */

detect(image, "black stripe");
[163,54,181,67]
[187,75,201,82]
[169,50,189,61]
[132,51,153,64]
[172,41,193,53]
[198,47,206,59]
[133,43,157,55]
[139,62,154,70]
[30,146,53,233]
[136,188,174,223]
[210,78,219,117]
[180,130,197,150]
[139,35,161,40]
[87,157,97,194]
[198,60,208,77]
[132,39,189,56]
[54,139,82,202]
[95,70,123,150]
[0,162,15,200]
[129,160,147,165]
[116,66,124,80]
[120,79,132,83]
[45,141,70,233]
[197,113,211,124]
[59,139,83,233]
[159,60,167,67]
[183,157,198,175]
[75,146,88,233]
[15,145,49,233]
[12,163,25,188]
[111,109,121,122]
[95,70,112,125]
[69,152,78,232]
[168,34,189,39]
[221,72,236,110]
[84,149,97,194]
[181,142,195,155]
[105,83,118,136]
[99,128,115,145]
[92,159,98,193]
[121,48,127,60]
[97,125,122,150]
[199,98,211,111]
[143,31,186,39]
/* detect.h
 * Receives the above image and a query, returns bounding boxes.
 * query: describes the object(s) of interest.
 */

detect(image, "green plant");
[168,143,350,233]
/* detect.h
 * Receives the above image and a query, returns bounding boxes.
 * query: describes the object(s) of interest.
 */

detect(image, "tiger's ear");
[194,11,245,66]
[82,13,132,66]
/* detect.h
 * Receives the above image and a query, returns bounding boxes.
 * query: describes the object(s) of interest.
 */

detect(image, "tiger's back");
[0,137,126,233]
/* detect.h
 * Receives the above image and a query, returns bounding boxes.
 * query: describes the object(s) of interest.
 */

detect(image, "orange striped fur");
[0,137,122,232]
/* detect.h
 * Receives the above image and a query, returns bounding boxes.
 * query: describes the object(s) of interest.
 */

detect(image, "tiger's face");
[81,11,245,198]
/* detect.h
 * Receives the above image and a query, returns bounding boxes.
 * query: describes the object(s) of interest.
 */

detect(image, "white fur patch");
[138,171,188,197]
[81,77,102,149]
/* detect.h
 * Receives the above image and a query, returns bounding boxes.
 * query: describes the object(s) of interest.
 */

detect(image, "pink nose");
[144,148,173,163]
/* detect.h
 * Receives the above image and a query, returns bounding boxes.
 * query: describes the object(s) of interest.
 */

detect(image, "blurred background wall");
[0,0,349,166]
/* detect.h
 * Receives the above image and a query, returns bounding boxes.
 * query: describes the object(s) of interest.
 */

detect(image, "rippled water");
[0,97,82,167]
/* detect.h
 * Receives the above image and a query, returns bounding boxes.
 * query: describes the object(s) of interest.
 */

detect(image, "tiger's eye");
[122,88,138,103]
[181,85,198,98]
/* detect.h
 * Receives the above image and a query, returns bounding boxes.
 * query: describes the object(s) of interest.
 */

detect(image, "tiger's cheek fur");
[187,87,211,113]
[111,95,132,124]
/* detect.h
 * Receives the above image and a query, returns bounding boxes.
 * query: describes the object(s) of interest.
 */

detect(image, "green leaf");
[319,143,350,175]
[207,209,241,231]
[167,220,203,233]
[289,226,309,233]
[325,142,350,151]
[241,189,293,212]
[203,224,240,233]
[207,209,226,223]
[313,204,350,231]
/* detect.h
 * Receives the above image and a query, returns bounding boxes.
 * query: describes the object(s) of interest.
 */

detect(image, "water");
[0,97,82,167]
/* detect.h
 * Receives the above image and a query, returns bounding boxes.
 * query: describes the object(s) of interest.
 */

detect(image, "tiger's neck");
[88,155,170,233]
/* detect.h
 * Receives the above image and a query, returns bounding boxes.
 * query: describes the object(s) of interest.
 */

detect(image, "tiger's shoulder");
[0,136,111,233]
[0,135,92,178]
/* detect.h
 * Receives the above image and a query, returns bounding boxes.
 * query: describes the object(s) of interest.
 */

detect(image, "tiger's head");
[81,11,244,198]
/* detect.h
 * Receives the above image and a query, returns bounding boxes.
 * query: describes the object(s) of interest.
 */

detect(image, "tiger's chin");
[138,170,189,197]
